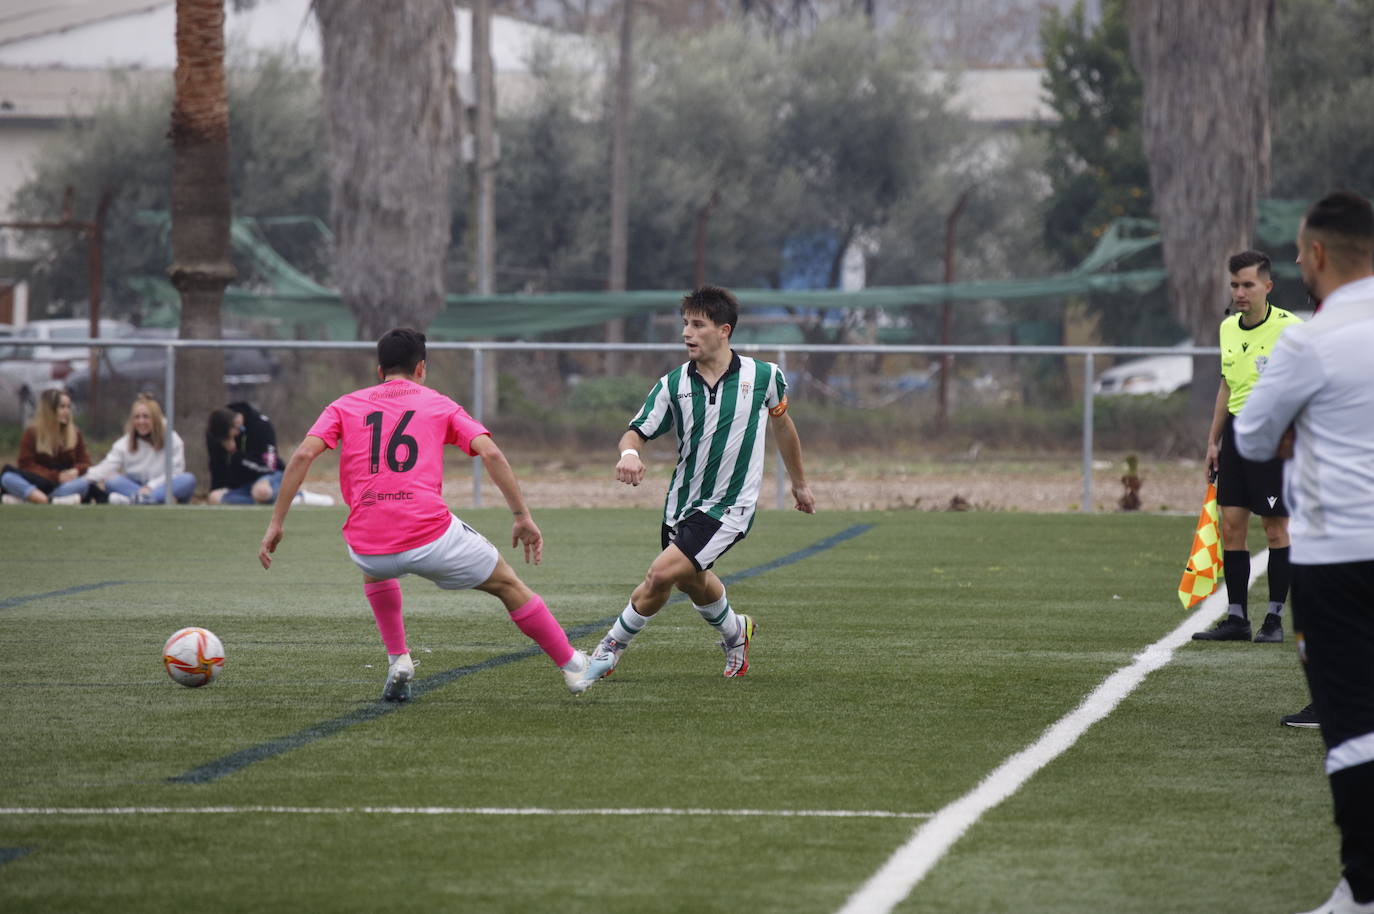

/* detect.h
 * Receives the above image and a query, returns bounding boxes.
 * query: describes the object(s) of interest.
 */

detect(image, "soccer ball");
[162,627,225,688]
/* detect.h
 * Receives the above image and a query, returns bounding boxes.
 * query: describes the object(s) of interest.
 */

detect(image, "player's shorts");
[662,511,746,572]
[347,513,500,590]
[1217,414,1288,517]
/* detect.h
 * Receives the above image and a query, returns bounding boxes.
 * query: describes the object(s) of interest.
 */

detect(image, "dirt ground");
[300,453,1211,515]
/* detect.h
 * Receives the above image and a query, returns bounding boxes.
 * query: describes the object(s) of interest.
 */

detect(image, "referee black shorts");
[1217,414,1288,516]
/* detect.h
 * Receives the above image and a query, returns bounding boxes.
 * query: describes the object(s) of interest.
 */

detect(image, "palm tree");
[169,0,234,485]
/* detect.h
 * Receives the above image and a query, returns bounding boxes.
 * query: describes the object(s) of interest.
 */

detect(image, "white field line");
[0,806,931,820]
[836,551,1268,914]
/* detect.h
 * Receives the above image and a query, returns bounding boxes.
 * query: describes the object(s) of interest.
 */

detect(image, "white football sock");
[608,602,653,644]
[693,591,739,641]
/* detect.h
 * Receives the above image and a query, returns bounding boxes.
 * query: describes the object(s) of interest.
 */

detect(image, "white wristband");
[620,448,640,459]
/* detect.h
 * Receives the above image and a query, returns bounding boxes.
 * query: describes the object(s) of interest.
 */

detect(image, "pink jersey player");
[258,328,599,700]
[308,378,488,555]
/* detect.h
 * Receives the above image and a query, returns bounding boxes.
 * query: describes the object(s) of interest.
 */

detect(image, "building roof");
[0,0,169,47]
[0,0,587,72]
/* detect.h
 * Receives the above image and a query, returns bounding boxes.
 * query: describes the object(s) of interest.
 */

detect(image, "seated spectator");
[206,402,331,506]
[85,394,196,504]
[1,388,92,505]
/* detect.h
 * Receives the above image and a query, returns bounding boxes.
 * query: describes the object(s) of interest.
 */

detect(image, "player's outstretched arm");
[258,435,327,570]
[470,434,543,565]
[769,412,816,514]
[615,429,647,487]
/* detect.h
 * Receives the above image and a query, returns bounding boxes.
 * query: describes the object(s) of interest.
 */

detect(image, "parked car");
[1093,341,1194,396]
[0,319,136,423]
[1095,311,1312,397]
[64,328,280,409]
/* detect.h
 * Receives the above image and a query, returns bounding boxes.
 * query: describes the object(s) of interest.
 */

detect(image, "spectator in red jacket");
[1,388,92,505]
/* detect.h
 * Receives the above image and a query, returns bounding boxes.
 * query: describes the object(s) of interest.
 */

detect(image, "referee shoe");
[1254,612,1285,642]
[1191,616,1252,641]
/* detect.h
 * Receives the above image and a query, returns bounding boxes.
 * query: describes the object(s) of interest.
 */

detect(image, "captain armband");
[768,396,789,417]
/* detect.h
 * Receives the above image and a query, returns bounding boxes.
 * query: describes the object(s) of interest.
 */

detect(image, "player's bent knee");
[675,574,714,601]
[475,558,534,609]
[646,566,687,594]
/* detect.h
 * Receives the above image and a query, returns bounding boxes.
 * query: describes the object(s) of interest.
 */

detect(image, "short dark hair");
[680,285,739,337]
[1228,249,1271,277]
[377,328,427,375]
[1304,191,1374,260]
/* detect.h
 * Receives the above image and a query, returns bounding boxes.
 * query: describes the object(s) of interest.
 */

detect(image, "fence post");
[472,347,485,509]
[1081,351,1094,514]
[163,341,177,509]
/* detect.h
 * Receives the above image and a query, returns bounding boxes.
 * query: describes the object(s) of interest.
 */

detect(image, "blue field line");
[0,847,34,865]
[0,581,127,612]
[169,523,874,785]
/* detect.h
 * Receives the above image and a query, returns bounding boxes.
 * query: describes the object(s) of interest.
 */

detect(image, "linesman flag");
[1178,482,1224,608]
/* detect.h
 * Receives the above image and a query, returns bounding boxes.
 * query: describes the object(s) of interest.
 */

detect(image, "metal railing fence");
[1,337,1218,512]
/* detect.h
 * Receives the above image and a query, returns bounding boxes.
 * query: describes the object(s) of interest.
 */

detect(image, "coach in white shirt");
[1235,190,1374,914]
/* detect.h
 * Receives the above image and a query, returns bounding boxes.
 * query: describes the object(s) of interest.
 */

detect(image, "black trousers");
[1292,561,1374,901]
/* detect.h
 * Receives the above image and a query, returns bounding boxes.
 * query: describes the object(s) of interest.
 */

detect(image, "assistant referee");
[1194,249,1301,643]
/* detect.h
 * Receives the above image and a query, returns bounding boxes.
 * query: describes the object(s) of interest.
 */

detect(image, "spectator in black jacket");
[206,402,282,504]
[206,403,333,506]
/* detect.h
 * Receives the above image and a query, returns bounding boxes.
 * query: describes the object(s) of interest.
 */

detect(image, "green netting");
[129,200,1309,341]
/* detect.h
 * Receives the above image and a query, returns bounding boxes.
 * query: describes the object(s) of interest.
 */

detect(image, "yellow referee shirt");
[1219,303,1302,415]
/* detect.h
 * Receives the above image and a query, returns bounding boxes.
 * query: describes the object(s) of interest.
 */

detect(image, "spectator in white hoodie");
[87,395,196,504]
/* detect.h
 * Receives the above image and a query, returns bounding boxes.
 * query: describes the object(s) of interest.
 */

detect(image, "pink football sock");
[363,579,407,655]
[509,595,575,667]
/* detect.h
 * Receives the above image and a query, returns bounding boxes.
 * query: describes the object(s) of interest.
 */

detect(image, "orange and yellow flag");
[1178,482,1224,608]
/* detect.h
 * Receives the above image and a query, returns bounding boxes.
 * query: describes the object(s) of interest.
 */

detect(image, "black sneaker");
[1281,703,1319,729]
[1254,612,1284,643]
[1191,616,1252,641]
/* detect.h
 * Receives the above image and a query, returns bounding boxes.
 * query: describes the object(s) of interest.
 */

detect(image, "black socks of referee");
[1222,547,1291,620]
[1224,550,1250,619]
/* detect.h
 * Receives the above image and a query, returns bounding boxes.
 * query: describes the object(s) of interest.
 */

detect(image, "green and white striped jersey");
[629,351,787,531]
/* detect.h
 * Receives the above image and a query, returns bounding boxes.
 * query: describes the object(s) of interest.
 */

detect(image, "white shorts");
[347,513,500,590]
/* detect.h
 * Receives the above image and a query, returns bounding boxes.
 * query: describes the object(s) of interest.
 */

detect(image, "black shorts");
[1217,415,1288,516]
[662,511,746,572]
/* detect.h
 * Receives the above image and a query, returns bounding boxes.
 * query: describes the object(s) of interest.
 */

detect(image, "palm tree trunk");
[169,0,234,489]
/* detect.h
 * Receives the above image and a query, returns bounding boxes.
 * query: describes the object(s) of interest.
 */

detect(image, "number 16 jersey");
[307,377,491,555]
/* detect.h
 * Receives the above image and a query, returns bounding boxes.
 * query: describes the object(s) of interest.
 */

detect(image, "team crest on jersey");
[740,381,752,396]
[1255,355,1269,374]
